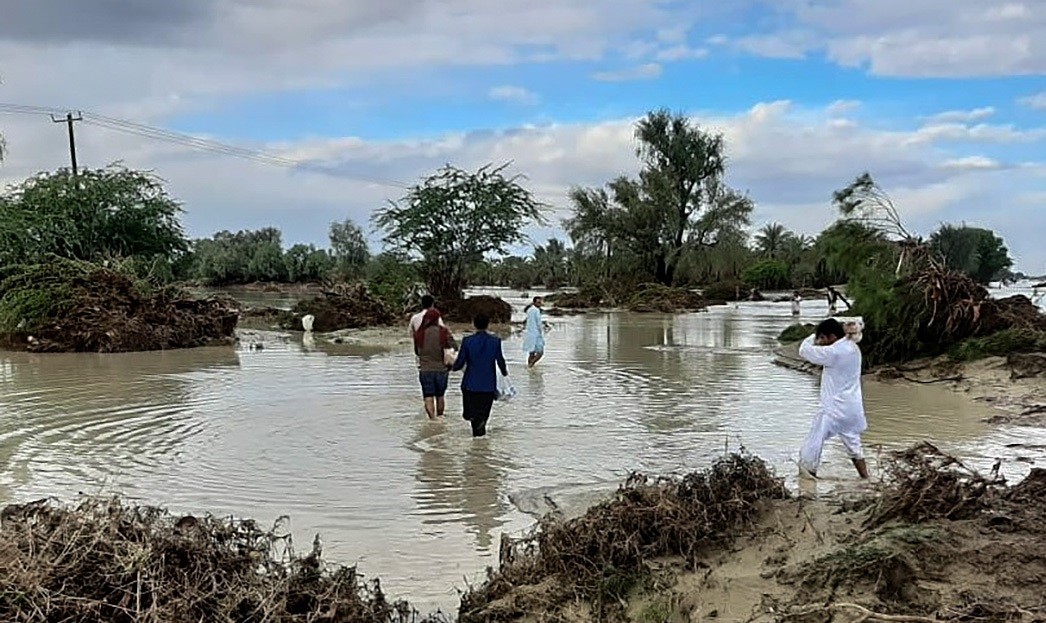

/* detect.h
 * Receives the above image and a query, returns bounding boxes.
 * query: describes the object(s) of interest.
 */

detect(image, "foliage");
[754,222,789,259]
[778,323,815,343]
[0,166,188,269]
[533,238,569,288]
[328,218,371,279]
[564,110,752,287]
[948,328,1046,362]
[189,227,290,285]
[929,224,1013,284]
[365,251,420,314]
[701,280,749,302]
[741,259,790,290]
[374,163,545,300]
[284,243,335,283]
[832,172,914,242]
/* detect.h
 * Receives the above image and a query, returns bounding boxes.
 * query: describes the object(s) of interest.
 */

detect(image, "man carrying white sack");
[797,317,869,480]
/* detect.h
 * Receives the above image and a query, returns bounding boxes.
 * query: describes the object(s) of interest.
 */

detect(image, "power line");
[50,112,82,176]
[0,102,411,190]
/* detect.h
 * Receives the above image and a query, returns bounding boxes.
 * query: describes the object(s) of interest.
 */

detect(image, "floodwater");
[1,286,1044,613]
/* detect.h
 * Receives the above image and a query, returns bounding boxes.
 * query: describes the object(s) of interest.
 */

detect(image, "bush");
[742,259,790,290]
[948,328,1046,362]
[778,323,815,343]
[701,280,749,302]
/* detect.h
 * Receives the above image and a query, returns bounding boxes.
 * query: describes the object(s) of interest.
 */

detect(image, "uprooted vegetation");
[459,453,788,622]
[0,258,238,353]
[240,282,398,332]
[855,265,1046,367]
[454,443,1046,623]
[438,296,513,324]
[771,444,1046,623]
[625,283,711,313]
[0,497,444,623]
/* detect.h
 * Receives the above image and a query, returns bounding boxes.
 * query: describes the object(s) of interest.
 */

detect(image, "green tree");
[929,224,1013,284]
[0,166,188,268]
[634,109,728,284]
[564,112,751,286]
[754,222,791,259]
[329,219,370,279]
[284,244,334,282]
[373,164,545,300]
[533,238,569,288]
[742,259,791,290]
[190,227,288,285]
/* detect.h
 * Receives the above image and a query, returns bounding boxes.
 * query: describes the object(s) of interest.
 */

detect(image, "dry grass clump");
[0,497,437,623]
[460,453,787,621]
[865,442,1006,529]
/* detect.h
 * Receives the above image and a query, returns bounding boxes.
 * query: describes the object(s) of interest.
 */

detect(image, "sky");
[0,0,1044,271]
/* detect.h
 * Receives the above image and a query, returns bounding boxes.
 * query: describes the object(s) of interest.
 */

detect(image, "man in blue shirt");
[452,313,509,437]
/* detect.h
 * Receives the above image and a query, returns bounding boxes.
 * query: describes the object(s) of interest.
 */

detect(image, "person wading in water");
[414,308,456,420]
[452,313,509,437]
[797,318,869,479]
[522,296,545,368]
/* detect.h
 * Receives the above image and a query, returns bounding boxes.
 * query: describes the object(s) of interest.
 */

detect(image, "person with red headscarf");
[415,308,456,419]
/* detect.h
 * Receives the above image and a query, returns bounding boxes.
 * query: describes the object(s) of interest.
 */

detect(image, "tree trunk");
[655,254,671,285]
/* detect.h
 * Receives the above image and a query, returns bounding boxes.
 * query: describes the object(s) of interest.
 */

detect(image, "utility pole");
[51,111,82,176]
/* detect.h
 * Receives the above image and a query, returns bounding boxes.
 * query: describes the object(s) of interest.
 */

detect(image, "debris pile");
[0,259,237,353]
[0,497,437,623]
[438,296,512,324]
[459,453,787,621]
[290,283,397,332]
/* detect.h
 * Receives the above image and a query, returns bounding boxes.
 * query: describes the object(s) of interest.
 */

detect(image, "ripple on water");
[1,299,1044,614]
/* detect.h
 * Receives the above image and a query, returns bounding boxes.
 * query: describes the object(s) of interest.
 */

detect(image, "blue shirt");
[452,331,508,393]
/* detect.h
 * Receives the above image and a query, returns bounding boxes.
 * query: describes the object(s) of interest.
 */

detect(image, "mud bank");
[460,445,1046,623]
[773,341,1046,428]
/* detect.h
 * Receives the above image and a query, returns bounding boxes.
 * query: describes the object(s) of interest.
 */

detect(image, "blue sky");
[1,0,1044,270]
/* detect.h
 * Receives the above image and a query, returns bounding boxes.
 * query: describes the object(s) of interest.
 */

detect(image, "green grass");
[948,328,1046,362]
[778,323,815,343]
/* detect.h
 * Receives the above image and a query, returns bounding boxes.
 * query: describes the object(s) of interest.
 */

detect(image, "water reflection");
[0,296,1041,613]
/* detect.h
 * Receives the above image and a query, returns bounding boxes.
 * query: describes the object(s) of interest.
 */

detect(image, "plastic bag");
[443,348,458,367]
[301,314,315,332]
[495,375,517,402]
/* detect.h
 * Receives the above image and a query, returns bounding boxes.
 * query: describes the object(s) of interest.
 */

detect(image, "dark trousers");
[462,390,496,437]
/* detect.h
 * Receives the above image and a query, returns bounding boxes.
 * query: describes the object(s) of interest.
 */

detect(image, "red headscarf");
[414,308,449,352]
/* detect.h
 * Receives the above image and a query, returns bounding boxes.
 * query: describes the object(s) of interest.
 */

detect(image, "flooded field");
[1,286,1043,613]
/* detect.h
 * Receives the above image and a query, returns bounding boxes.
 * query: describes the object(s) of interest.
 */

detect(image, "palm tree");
[533,238,569,288]
[755,222,791,259]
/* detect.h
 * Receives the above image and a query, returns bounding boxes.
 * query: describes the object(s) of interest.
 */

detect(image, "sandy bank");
[460,445,1046,623]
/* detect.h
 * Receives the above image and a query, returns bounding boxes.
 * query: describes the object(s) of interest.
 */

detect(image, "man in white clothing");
[409,295,445,337]
[797,318,869,479]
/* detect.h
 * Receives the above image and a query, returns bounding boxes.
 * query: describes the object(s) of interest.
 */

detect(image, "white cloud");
[592,63,663,82]
[5,99,1043,268]
[741,0,1046,77]
[1019,91,1046,110]
[926,107,996,123]
[941,156,1002,171]
[826,100,861,116]
[655,46,708,61]
[488,86,540,105]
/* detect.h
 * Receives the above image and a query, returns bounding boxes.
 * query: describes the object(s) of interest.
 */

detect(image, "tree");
[0,166,188,268]
[929,224,1013,284]
[373,164,545,300]
[190,227,288,285]
[564,110,751,286]
[755,223,791,259]
[284,244,334,282]
[634,109,728,284]
[742,259,790,290]
[533,238,569,288]
[329,219,370,279]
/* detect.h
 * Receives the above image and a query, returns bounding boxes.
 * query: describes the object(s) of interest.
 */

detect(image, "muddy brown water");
[1,287,1043,613]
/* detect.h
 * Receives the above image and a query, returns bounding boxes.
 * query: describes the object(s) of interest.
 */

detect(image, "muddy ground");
[460,447,1046,623]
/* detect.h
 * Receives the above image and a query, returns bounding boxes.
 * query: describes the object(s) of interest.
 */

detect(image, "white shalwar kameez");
[797,334,867,475]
